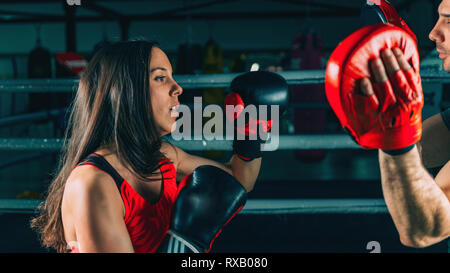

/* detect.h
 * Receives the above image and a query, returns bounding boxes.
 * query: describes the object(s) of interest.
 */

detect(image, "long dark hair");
[31,40,165,252]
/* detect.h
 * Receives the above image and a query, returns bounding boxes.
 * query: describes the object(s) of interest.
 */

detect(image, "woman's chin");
[156,119,177,137]
[156,126,170,137]
[159,123,176,137]
[159,131,169,137]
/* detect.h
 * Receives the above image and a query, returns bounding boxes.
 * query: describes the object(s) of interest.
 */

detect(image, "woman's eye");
[155,76,165,82]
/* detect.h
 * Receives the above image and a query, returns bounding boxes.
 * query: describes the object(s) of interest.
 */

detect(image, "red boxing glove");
[325,24,423,150]
[224,92,272,137]
[224,71,289,161]
[224,71,289,137]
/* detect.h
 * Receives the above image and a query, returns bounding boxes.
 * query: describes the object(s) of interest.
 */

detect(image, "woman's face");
[149,47,183,136]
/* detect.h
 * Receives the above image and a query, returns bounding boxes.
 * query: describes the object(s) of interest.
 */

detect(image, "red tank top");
[75,153,180,253]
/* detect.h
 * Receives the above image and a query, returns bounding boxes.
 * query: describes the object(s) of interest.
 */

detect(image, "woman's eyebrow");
[150,67,168,73]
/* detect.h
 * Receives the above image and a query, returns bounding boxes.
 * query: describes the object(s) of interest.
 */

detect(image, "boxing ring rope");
[0,70,422,215]
[0,134,372,215]
[0,134,360,151]
[0,152,49,170]
[0,108,66,128]
[0,69,449,92]
[0,198,389,215]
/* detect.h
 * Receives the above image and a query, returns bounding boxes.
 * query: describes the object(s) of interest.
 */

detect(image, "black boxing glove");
[156,165,247,253]
[225,71,289,161]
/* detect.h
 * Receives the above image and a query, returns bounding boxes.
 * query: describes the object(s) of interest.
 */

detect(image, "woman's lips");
[170,105,179,118]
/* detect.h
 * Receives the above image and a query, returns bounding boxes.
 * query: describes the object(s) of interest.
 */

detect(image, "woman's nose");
[171,81,183,96]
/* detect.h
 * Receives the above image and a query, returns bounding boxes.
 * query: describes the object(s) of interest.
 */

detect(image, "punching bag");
[54,52,87,134]
[202,39,224,159]
[176,42,203,144]
[176,43,203,103]
[291,31,327,162]
[28,45,52,113]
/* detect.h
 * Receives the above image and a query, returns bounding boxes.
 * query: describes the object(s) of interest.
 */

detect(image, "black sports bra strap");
[78,153,124,191]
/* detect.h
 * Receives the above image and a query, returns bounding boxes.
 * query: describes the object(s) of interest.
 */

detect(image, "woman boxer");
[30,40,276,253]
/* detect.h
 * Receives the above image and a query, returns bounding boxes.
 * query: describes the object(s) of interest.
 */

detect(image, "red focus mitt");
[325,24,423,151]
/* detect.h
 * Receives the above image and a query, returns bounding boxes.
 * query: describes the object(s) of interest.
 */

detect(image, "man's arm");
[379,147,450,247]
[351,47,450,247]
[418,110,450,168]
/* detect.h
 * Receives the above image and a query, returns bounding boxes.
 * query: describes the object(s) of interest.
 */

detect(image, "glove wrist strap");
[382,144,415,156]
[233,139,262,162]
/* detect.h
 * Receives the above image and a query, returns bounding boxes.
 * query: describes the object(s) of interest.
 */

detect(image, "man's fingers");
[392,47,412,71]
[370,57,389,83]
[359,78,374,96]
[381,49,401,75]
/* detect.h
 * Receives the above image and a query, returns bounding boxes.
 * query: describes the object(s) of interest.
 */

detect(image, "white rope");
[0,198,388,215]
[242,199,388,214]
[0,69,448,93]
[0,134,361,151]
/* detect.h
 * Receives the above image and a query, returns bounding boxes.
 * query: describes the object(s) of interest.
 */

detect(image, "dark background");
[0,0,448,253]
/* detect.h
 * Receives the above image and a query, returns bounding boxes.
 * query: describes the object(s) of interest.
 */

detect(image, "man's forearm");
[379,146,450,247]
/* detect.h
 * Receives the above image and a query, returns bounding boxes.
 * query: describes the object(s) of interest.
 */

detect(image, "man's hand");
[326,24,423,151]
